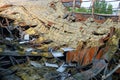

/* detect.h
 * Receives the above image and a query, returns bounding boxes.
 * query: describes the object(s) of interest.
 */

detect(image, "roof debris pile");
[0,0,120,80]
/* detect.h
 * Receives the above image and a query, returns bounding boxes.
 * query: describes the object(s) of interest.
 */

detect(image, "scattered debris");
[61,47,75,52]
[0,0,120,80]
[57,63,66,72]
[24,34,30,41]
[19,41,29,44]
[102,64,120,80]
[45,62,59,68]
[44,71,69,80]
[73,60,107,80]
[30,61,42,68]
[51,50,64,57]
[5,37,13,41]
[25,48,33,52]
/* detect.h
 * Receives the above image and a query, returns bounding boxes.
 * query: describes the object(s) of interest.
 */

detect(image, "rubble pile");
[0,0,120,80]
[0,0,117,48]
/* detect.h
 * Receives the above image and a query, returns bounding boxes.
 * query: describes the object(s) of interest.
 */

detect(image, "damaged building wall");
[0,0,120,64]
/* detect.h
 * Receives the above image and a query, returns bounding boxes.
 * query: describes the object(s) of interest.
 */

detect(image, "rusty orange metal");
[94,19,106,23]
[74,13,87,21]
[66,46,109,66]
[66,27,115,66]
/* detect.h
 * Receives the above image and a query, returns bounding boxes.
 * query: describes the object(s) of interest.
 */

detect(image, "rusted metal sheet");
[66,27,115,66]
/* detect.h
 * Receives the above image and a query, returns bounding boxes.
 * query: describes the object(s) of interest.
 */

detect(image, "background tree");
[94,0,100,13]
[107,4,113,14]
[94,0,107,14]
[93,0,112,14]
[68,0,113,14]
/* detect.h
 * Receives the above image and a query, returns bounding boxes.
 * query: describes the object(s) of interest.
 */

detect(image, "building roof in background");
[61,0,120,15]
[81,0,120,9]
[61,0,120,9]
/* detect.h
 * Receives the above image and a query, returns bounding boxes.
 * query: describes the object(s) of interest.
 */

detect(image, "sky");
[81,0,120,9]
